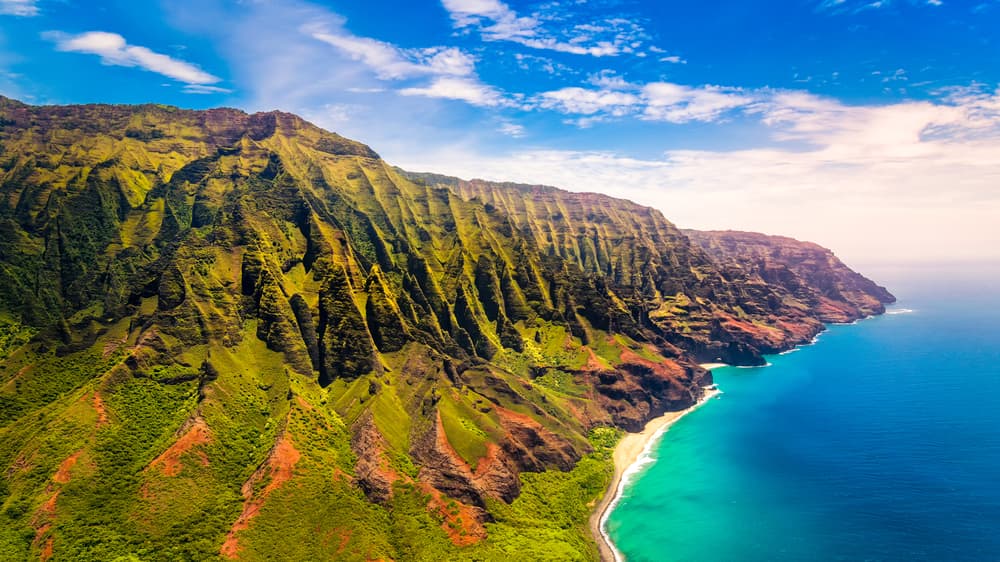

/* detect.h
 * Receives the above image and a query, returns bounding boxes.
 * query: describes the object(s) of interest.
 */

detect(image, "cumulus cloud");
[45,31,222,87]
[0,0,37,16]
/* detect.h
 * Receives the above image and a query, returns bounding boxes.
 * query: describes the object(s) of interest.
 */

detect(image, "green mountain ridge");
[0,97,893,561]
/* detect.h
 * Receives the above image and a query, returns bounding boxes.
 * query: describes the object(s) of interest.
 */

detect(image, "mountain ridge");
[0,97,893,561]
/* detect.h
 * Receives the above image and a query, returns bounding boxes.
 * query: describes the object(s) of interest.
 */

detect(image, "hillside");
[0,97,893,561]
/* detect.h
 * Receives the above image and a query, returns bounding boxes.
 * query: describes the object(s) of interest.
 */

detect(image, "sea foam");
[600,388,722,562]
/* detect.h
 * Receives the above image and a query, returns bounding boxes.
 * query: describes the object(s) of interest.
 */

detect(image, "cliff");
[0,97,892,560]
[683,230,895,324]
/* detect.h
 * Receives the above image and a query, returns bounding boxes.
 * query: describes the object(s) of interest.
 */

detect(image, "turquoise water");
[606,265,1000,561]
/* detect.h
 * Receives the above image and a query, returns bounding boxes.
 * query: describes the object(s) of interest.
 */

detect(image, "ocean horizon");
[605,263,1000,561]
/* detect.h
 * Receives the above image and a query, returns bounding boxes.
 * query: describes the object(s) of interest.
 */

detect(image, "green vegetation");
[0,97,892,560]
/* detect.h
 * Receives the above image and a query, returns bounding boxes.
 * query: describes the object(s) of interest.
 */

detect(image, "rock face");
[683,230,896,324]
[0,97,894,561]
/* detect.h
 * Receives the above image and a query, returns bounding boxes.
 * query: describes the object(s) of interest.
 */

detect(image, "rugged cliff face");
[683,230,895,324]
[0,97,892,561]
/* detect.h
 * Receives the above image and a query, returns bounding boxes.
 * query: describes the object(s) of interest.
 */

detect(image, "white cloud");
[659,55,687,64]
[399,76,505,107]
[309,24,476,80]
[304,18,510,108]
[442,0,520,27]
[182,84,233,94]
[536,87,641,115]
[642,82,753,123]
[162,0,513,158]
[45,31,222,87]
[533,79,753,124]
[818,0,945,13]
[588,70,631,90]
[498,122,525,137]
[441,0,649,57]
[0,0,36,16]
[513,53,573,76]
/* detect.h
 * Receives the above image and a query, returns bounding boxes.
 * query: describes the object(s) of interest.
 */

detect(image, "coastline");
[590,382,722,562]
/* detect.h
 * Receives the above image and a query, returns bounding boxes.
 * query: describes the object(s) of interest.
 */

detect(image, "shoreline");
[590,382,722,562]
[588,311,898,560]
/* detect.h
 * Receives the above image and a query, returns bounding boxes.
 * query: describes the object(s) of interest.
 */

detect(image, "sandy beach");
[698,362,730,370]
[590,386,721,562]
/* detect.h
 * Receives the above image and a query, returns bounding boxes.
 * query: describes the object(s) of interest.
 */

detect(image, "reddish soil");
[583,346,606,371]
[434,414,471,473]
[493,404,542,427]
[815,297,856,323]
[418,480,487,546]
[618,347,687,378]
[472,443,502,479]
[92,392,108,428]
[716,313,787,348]
[39,536,54,561]
[413,415,487,546]
[295,395,314,410]
[31,490,59,556]
[220,434,301,559]
[52,450,81,484]
[149,419,211,476]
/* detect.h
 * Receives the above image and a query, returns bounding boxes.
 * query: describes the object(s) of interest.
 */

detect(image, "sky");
[2,0,999,266]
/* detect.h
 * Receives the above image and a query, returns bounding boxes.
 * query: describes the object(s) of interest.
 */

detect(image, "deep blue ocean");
[606,264,1000,561]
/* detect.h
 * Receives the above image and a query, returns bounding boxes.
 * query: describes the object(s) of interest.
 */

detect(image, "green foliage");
[533,369,586,397]
[318,265,375,385]
[15,376,207,560]
[0,350,119,426]
[0,318,33,362]
[473,451,614,561]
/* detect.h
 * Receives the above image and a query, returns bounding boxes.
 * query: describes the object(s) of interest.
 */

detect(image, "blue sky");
[2,0,999,264]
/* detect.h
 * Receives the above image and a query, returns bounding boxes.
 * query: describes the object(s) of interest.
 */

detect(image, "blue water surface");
[606,264,1000,562]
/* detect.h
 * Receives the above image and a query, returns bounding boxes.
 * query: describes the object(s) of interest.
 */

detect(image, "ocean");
[605,264,1000,562]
